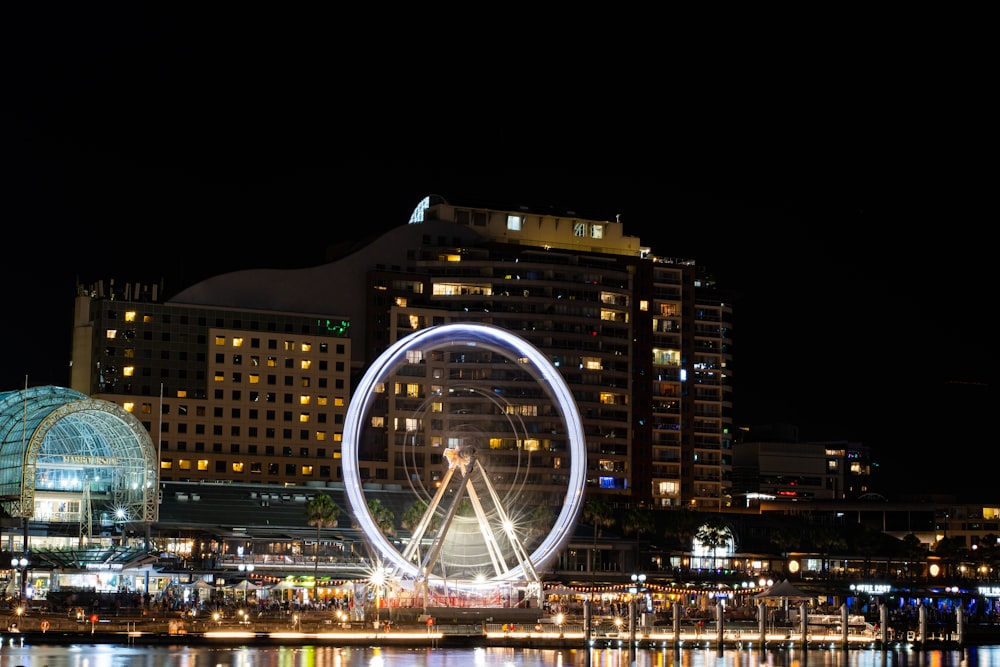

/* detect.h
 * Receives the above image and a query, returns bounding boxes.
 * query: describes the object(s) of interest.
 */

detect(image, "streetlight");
[370,566,387,631]
[10,555,29,602]
[237,557,254,603]
[629,572,646,645]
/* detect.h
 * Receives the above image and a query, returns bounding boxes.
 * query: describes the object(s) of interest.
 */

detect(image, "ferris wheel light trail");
[342,323,586,582]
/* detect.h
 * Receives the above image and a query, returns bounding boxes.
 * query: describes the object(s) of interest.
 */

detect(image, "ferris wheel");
[342,323,587,586]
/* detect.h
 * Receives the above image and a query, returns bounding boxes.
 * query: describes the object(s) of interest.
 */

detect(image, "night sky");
[3,10,991,501]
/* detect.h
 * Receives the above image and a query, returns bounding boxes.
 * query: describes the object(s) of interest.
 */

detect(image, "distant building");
[732,425,874,502]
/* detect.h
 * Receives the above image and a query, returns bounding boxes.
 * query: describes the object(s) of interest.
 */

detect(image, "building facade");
[70,194,734,511]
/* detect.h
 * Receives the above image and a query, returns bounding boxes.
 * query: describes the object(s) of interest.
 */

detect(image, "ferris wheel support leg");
[475,460,540,583]
[464,476,509,577]
[416,475,467,581]
[400,464,460,565]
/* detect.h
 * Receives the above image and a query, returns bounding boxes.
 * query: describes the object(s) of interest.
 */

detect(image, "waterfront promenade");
[0,609,978,650]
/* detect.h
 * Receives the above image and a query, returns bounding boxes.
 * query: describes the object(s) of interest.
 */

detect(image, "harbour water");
[0,643,990,667]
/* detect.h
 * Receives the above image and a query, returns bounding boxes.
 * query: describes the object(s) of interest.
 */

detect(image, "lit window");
[333,433,342,442]
[507,215,523,231]
[317,396,328,406]
[590,224,603,239]
[123,402,135,412]
[214,373,224,382]
[299,413,310,423]
[334,397,344,407]
[141,403,152,414]
[160,460,172,469]
[197,460,209,471]
[179,459,191,470]
[232,462,244,473]
[301,359,312,370]
[232,337,244,347]
[124,311,136,322]
[123,366,134,377]
[300,395,311,405]
[105,329,118,339]
[316,431,326,440]
[215,336,226,346]
[301,465,313,475]
[301,343,311,352]
[249,374,260,384]
[283,340,296,351]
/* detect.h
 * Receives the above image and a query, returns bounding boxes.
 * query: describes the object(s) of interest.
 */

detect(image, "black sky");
[2,10,991,500]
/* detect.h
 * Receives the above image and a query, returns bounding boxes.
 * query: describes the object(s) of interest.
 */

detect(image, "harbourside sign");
[56,456,118,465]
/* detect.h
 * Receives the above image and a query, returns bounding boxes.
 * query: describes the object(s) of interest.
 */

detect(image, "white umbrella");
[186,580,215,591]
[229,580,260,591]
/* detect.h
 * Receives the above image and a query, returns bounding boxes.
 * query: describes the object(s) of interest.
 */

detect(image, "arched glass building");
[0,386,158,543]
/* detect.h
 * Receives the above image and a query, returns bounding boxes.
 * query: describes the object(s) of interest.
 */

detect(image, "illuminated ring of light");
[342,322,587,581]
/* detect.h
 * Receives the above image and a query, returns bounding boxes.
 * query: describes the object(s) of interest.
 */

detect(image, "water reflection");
[0,644,987,667]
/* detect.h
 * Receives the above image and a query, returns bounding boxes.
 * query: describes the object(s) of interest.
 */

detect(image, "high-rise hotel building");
[70,194,734,510]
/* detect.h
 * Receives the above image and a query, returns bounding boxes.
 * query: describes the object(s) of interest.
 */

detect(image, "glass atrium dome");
[0,386,158,534]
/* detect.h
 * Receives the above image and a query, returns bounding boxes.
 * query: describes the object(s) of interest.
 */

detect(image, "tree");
[901,533,926,578]
[769,526,801,557]
[401,499,439,533]
[367,498,396,538]
[622,506,655,568]
[305,494,340,583]
[933,535,968,577]
[695,515,731,570]
[400,499,440,566]
[812,526,848,576]
[583,498,615,576]
[527,505,555,539]
[662,508,702,573]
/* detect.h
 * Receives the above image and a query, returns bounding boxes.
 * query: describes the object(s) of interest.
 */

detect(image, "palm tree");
[695,514,731,570]
[305,493,340,583]
[401,499,438,533]
[662,508,701,575]
[400,499,440,567]
[812,526,848,577]
[367,498,396,538]
[583,498,615,576]
[622,506,655,569]
[901,533,926,578]
[527,505,555,539]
